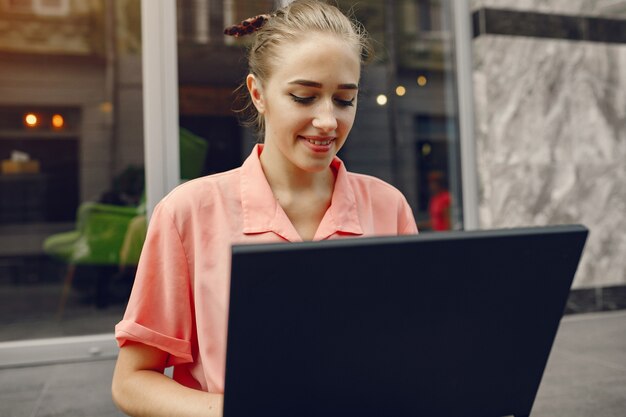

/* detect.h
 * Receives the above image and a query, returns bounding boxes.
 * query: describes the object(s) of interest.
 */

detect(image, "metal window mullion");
[141,0,180,219]
[451,0,479,230]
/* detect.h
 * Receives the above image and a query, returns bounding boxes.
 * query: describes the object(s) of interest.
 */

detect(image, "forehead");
[268,33,361,86]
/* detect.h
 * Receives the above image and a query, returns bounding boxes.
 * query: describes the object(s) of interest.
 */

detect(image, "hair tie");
[224,14,272,37]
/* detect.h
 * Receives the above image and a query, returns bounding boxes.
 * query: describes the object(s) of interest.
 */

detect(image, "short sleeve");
[115,201,194,366]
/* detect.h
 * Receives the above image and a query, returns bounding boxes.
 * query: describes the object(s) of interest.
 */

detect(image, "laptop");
[224,225,588,417]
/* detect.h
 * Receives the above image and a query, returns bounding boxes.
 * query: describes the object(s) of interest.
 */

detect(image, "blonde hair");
[235,0,373,140]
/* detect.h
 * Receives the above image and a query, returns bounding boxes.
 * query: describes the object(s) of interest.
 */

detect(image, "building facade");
[0,0,624,363]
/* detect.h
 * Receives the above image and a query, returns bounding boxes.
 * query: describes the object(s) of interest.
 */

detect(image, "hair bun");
[224,14,272,37]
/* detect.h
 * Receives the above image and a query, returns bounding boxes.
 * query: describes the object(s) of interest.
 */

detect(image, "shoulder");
[346,171,407,203]
[156,167,242,219]
[344,170,417,235]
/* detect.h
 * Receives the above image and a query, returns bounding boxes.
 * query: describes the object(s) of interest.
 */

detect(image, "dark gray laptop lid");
[224,225,588,417]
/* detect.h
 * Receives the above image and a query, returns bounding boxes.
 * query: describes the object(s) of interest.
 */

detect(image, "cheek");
[270,107,309,134]
[290,106,315,127]
[339,110,356,132]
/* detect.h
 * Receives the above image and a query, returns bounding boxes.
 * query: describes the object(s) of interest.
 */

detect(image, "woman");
[112,1,417,416]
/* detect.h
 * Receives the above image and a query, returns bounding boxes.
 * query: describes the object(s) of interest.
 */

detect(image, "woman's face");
[247,32,361,174]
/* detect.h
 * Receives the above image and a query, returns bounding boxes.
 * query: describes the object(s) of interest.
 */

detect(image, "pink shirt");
[115,144,417,392]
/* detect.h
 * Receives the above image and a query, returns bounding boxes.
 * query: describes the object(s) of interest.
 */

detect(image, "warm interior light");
[417,76,428,87]
[24,113,38,127]
[100,101,113,113]
[52,114,65,129]
[395,86,406,96]
[376,94,388,106]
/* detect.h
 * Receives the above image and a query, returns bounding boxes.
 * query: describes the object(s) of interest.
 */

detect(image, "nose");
[312,101,338,132]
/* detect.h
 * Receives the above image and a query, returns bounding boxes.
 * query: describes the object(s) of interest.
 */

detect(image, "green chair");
[45,128,208,315]
[44,202,145,266]
[179,127,209,181]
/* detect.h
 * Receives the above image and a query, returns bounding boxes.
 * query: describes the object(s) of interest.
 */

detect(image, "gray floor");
[1,310,625,417]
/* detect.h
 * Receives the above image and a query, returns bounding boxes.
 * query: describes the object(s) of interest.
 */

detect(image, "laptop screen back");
[224,225,588,417]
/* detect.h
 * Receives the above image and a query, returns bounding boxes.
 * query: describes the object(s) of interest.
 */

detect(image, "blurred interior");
[0,0,463,343]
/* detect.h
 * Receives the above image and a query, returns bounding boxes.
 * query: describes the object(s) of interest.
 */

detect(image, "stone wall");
[471,1,626,288]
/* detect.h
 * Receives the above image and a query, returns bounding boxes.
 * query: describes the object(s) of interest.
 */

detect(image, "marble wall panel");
[572,164,626,287]
[473,35,626,288]
[471,0,626,17]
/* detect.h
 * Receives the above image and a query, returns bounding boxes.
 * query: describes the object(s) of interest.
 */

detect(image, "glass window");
[0,0,465,351]
[176,0,275,176]
[339,0,462,232]
[0,0,146,342]
[175,0,463,232]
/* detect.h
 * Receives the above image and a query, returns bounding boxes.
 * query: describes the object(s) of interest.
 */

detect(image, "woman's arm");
[112,342,223,417]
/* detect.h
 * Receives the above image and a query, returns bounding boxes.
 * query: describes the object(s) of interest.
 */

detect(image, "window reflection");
[0,0,464,343]
[340,0,461,231]
[0,0,145,341]
[175,0,463,233]
[176,0,275,175]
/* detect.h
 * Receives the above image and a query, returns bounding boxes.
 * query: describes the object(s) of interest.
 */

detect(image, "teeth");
[307,139,332,146]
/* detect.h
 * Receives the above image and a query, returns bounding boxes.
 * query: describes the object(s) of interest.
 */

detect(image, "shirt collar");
[240,144,363,241]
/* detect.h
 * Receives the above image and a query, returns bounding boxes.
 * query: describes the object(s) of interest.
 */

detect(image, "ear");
[246,74,266,114]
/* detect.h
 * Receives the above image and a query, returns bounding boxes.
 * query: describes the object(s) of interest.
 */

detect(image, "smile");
[302,136,335,146]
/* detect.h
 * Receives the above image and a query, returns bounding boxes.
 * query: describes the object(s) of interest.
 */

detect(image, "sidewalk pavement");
[1,310,625,417]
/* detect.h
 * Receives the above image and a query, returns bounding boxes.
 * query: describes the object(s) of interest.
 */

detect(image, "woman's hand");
[112,342,223,417]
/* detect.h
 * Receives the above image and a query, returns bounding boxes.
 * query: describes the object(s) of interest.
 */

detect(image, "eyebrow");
[288,79,359,90]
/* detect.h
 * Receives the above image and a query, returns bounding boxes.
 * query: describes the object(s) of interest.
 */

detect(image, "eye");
[289,93,315,105]
[335,97,355,107]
